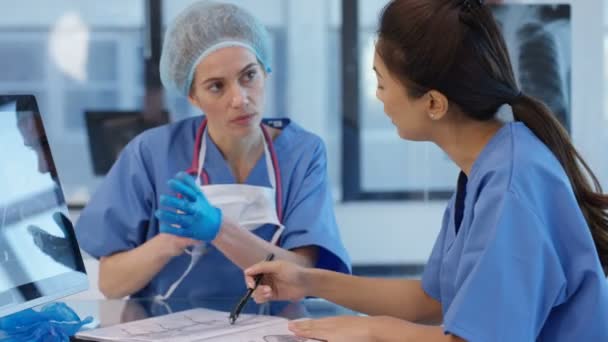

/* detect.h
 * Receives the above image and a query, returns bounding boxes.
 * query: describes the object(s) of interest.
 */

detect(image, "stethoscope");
[184,118,283,222]
[154,118,285,308]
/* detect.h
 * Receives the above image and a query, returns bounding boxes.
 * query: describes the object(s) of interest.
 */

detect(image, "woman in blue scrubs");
[244,0,608,340]
[75,1,350,301]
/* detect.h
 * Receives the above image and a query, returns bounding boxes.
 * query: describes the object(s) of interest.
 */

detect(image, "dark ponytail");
[512,95,608,275]
[377,0,608,274]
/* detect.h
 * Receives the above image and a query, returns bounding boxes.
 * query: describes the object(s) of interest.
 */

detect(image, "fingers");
[251,285,273,303]
[155,209,193,227]
[288,319,330,340]
[159,195,194,214]
[175,237,201,249]
[176,172,200,191]
[244,273,256,289]
[159,223,193,238]
[245,261,281,303]
[244,261,279,278]
[171,173,214,207]
[168,178,198,201]
[248,281,273,303]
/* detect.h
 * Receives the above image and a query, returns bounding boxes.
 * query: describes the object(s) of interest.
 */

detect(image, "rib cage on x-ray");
[493,5,571,132]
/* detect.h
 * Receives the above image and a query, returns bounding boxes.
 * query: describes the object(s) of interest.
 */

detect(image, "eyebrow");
[201,63,258,85]
[373,66,382,78]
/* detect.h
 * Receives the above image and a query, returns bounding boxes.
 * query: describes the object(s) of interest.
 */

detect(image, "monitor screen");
[85,110,169,175]
[0,95,87,317]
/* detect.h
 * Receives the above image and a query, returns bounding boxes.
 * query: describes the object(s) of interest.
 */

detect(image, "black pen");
[229,253,275,325]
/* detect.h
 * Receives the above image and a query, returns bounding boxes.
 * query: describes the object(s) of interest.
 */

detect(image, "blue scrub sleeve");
[442,190,566,342]
[279,140,351,274]
[421,203,453,301]
[75,137,155,259]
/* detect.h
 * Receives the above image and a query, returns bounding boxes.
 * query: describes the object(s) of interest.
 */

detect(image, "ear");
[187,91,200,109]
[426,90,449,121]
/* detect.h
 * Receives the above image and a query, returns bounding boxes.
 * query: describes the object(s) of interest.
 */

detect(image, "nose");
[229,84,249,109]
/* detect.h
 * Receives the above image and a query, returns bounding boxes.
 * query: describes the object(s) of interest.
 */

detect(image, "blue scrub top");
[422,122,608,341]
[76,116,351,300]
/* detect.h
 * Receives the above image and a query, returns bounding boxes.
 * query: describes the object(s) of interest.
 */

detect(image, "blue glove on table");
[0,302,93,342]
[155,172,223,242]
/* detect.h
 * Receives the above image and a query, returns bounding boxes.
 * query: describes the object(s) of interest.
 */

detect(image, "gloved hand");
[155,172,222,242]
[0,302,93,342]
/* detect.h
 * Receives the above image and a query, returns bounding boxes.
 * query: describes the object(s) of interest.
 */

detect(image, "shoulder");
[264,118,326,157]
[471,122,571,201]
[509,123,572,195]
[467,123,577,228]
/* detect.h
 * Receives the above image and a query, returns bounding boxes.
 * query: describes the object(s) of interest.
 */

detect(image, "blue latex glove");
[155,172,223,242]
[0,302,93,342]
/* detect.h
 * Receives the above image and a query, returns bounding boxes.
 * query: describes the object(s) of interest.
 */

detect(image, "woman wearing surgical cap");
[75,1,350,301]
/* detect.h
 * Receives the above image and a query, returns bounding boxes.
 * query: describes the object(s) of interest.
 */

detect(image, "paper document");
[75,308,315,342]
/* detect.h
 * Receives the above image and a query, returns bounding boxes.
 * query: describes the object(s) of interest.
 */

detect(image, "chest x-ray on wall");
[492,3,571,132]
[359,1,571,194]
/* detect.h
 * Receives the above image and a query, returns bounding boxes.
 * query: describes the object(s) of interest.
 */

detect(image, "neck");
[207,124,265,182]
[433,117,504,176]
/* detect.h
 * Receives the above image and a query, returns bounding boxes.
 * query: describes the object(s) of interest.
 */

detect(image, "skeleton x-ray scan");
[492,3,571,132]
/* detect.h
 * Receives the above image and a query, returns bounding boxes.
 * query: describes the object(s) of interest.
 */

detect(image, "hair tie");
[508,90,524,105]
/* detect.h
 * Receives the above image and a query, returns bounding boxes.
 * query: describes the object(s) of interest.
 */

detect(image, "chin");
[397,129,410,140]
[397,127,425,141]
[232,122,259,137]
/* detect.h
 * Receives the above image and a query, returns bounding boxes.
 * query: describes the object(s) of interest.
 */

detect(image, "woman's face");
[373,52,436,141]
[188,46,267,138]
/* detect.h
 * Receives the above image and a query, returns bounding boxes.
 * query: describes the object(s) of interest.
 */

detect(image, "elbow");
[98,256,130,299]
[98,276,128,299]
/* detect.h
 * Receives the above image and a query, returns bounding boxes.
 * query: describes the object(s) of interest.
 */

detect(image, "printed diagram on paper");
[75,308,315,342]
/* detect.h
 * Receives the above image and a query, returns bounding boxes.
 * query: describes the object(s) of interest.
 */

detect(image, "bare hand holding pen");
[244,261,383,341]
[243,261,453,342]
[243,260,312,303]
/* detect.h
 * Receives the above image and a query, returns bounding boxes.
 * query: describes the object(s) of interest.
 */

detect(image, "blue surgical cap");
[160,1,272,96]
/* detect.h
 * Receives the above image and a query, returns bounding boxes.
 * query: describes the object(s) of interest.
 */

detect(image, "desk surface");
[68,297,357,341]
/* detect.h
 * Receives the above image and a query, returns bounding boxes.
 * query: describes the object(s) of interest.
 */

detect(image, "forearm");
[212,219,317,269]
[99,239,172,299]
[306,269,442,323]
[371,316,463,342]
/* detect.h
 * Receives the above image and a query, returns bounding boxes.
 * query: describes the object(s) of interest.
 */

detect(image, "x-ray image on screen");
[491,3,571,132]
[0,95,87,317]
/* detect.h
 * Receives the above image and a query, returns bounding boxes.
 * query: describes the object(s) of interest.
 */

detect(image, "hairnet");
[160,1,272,96]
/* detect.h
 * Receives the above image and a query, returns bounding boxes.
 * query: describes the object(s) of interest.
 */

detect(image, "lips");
[230,113,256,125]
